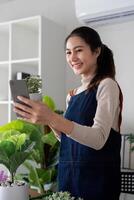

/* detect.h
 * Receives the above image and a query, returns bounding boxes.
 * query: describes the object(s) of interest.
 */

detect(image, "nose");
[70,51,78,62]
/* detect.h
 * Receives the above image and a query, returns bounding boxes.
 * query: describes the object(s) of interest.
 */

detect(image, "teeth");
[73,63,81,67]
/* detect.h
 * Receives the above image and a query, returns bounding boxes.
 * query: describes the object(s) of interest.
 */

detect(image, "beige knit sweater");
[53,77,120,150]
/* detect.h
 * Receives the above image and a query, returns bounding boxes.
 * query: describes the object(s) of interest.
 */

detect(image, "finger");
[17,96,36,107]
[14,102,32,114]
[21,116,43,125]
[13,107,32,119]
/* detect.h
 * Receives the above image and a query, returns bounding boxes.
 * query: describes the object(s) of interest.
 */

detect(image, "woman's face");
[66,36,100,77]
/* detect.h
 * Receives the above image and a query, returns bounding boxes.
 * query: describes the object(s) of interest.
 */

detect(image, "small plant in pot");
[31,191,83,200]
[0,120,42,200]
[25,75,42,101]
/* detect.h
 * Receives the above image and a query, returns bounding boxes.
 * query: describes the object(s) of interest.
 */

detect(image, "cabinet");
[0,16,66,126]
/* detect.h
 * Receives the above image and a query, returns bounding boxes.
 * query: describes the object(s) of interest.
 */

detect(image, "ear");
[94,47,101,58]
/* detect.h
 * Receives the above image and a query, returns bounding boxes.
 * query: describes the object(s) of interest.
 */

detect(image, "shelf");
[0,15,65,125]
[0,101,8,104]
[11,104,17,121]
[11,17,39,60]
[0,64,9,101]
[11,57,39,64]
[0,24,9,62]
[0,61,9,65]
[0,104,8,125]
[11,60,39,80]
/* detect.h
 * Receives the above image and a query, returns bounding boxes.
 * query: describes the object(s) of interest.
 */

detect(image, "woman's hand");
[13,96,53,125]
[14,96,74,135]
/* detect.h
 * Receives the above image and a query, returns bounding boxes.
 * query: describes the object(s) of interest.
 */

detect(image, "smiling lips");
[72,63,82,69]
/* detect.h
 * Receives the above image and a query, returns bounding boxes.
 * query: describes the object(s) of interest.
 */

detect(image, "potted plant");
[0,96,63,199]
[25,75,42,101]
[0,120,42,200]
[127,134,134,152]
[30,191,83,200]
[22,96,61,195]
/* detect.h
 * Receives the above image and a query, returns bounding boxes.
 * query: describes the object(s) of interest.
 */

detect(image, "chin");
[73,71,81,76]
[73,69,83,75]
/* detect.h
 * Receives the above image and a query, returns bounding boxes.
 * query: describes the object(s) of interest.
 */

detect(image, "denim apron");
[58,88,121,200]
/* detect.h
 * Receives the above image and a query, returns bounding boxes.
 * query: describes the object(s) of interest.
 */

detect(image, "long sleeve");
[68,78,120,150]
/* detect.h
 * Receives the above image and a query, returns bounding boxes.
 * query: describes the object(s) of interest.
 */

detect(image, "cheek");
[86,54,97,65]
[66,56,70,64]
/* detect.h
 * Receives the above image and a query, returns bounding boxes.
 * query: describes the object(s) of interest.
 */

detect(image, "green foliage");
[30,192,83,200]
[42,131,57,146]
[42,95,56,111]
[0,120,43,183]
[23,130,60,193]
[127,133,134,151]
[0,95,62,195]
[0,127,35,183]
[25,75,42,93]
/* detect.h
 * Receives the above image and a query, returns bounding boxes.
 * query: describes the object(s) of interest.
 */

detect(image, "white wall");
[96,21,134,134]
[0,0,81,109]
[0,0,134,134]
[0,0,80,31]
[0,0,134,196]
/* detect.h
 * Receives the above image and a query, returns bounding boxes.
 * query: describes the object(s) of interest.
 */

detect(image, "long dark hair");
[65,26,116,90]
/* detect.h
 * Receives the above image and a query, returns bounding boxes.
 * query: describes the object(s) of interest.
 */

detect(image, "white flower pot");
[0,184,29,200]
[29,93,42,101]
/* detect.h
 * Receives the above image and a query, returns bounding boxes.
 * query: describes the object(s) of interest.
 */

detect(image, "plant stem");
[11,172,14,183]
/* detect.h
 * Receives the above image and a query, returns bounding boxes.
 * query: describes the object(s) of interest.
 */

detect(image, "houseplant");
[25,75,42,101]
[0,95,62,199]
[30,191,83,200]
[0,122,40,200]
[22,95,61,196]
[127,133,134,152]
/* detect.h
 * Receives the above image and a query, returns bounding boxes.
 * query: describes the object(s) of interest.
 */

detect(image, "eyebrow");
[66,45,84,51]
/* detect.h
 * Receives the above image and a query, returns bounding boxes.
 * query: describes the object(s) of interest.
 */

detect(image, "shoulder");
[97,78,119,99]
[98,78,119,92]
[99,78,118,88]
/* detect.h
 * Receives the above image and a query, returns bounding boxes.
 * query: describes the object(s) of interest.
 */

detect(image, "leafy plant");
[22,96,60,194]
[30,191,83,200]
[0,125,38,183]
[127,133,134,151]
[25,75,42,93]
[0,120,43,184]
[0,95,62,196]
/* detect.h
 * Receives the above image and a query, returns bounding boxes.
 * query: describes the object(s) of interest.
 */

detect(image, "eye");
[76,48,82,52]
[66,51,71,55]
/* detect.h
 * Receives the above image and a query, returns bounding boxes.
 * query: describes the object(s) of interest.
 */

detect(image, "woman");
[14,26,123,200]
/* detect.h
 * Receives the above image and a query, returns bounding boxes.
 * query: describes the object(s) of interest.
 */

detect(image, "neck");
[81,74,94,86]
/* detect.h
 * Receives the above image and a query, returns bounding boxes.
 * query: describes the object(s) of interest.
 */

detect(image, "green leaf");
[9,141,35,174]
[0,140,15,157]
[0,120,24,132]
[42,132,57,146]
[36,168,52,184]
[0,148,10,171]
[46,141,60,167]
[9,151,31,175]
[42,96,56,111]
[24,161,43,191]
[16,134,27,149]
[0,120,42,138]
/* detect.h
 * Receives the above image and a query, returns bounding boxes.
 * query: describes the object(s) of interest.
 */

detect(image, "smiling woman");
[13,26,123,200]
[65,36,100,76]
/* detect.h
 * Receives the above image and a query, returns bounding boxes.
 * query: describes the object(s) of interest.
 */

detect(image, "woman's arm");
[14,78,119,150]
[67,78,120,150]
